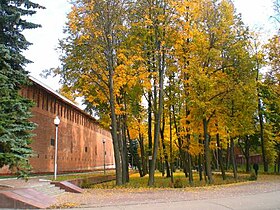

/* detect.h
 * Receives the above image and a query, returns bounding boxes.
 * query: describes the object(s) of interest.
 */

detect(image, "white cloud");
[233,0,277,36]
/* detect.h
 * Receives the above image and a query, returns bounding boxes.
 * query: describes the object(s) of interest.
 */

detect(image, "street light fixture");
[103,139,106,175]
[54,116,60,180]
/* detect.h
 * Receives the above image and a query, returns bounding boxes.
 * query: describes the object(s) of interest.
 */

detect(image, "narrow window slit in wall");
[51,138,55,146]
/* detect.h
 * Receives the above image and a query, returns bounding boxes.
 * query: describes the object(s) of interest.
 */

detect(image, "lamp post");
[103,139,106,175]
[54,116,60,180]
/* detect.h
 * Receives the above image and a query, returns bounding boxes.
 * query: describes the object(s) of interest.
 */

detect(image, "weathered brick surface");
[0,78,115,174]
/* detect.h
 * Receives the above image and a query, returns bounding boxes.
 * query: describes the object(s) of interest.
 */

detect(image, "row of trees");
[53,0,280,186]
[2,0,278,183]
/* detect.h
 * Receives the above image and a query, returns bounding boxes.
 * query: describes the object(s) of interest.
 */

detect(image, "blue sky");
[23,0,277,91]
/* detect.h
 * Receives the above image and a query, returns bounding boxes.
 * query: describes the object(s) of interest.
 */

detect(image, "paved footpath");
[70,190,280,210]
[0,176,50,189]
[54,175,280,210]
[1,175,280,209]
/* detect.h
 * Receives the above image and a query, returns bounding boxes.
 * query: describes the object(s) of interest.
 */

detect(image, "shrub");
[174,178,184,188]
[248,172,257,181]
[81,179,91,188]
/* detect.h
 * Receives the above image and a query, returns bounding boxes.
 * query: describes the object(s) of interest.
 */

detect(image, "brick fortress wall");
[0,78,115,174]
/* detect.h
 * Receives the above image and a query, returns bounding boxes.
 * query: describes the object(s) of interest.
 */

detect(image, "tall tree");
[262,32,280,171]
[181,0,257,182]
[252,37,269,172]
[0,0,42,177]
[57,0,130,185]
[146,0,166,186]
[126,0,175,186]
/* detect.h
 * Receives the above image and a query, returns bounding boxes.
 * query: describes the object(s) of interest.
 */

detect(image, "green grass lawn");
[0,170,115,181]
[237,164,280,175]
[53,170,115,182]
[90,171,252,189]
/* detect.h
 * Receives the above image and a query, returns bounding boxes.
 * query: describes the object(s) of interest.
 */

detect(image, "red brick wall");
[0,80,115,174]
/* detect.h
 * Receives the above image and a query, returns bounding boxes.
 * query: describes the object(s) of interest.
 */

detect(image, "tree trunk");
[198,153,203,181]
[226,142,230,170]
[148,77,164,185]
[278,152,280,173]
[160,114,171,178]
[169,106,174,184]
[172,105,188,177]
[149,67,159,183]
[258,98,268,172]
[256,45,268,173]
[176,138,188,178]
[159,140,164,177]
[122,93,130,183]
[182,151,189,178]
[179,149,188,177]
[203,118,213,183]
[122,119,129,183]
[216,134,226,180]
[203,155,207,182]
[148,91,153,173]
[127,130,143,177]
[230,138,237,179]
[109,70,123,185]
[245,136,250,172]
[117,117,127,184]
[165,155,170,177]
[148,41,165,186]
[148,14,167,184]
[122,128,129,183]
[104,1,124,185]
[139,133,147,176]
[187,151,193,185]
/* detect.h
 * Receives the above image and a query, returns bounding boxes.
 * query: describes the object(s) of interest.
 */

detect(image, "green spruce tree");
[0,1,43,177]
